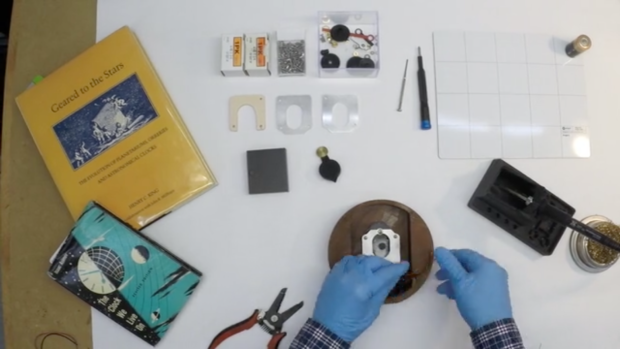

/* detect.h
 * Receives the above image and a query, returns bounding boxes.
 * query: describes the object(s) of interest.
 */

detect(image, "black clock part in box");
[468,159,576,256]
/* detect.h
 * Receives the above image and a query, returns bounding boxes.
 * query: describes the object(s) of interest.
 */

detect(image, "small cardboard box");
[221,34,246,77]
[244,33,271,77]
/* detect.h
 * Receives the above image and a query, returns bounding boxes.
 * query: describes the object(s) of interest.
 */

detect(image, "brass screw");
[316,146,328,158]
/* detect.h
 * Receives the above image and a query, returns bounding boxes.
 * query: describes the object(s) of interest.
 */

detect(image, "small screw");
[271,315,279,322]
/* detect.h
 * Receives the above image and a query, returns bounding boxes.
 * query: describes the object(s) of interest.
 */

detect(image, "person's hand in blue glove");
[313,255,409,343]
[434,247,513,331]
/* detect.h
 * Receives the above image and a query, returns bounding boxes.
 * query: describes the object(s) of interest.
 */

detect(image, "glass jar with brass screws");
[570,215,620,273]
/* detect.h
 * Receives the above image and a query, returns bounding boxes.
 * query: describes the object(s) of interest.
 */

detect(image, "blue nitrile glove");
[434,247,513,331]
[313,255,410,343]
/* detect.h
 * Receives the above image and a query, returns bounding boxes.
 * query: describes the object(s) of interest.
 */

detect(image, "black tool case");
[468,159,576,255]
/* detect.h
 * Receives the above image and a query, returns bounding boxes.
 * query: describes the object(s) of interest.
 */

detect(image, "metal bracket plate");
[276,95,312,135]
[229,95,266,131]
[362,227,401,263]
[322,95,359,133]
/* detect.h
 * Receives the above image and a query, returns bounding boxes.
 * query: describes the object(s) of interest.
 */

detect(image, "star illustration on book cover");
[53,74,159,170]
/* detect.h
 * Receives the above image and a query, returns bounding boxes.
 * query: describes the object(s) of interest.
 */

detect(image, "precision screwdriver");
[417,47,431,130]
[397,59,408,112]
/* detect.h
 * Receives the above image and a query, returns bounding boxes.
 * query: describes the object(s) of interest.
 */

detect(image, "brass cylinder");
[565,35,592,58]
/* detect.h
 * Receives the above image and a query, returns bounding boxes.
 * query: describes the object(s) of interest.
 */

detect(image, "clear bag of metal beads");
[277,30,306,77]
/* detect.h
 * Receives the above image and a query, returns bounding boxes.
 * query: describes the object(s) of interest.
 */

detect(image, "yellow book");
[16,26,216,229]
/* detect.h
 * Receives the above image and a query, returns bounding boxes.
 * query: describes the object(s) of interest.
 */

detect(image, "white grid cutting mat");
[434,32,590,159]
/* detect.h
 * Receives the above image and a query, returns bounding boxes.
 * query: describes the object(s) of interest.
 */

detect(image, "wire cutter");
[208,288,304,349]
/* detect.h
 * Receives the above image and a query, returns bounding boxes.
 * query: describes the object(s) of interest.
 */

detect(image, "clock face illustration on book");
[78,246,125,295]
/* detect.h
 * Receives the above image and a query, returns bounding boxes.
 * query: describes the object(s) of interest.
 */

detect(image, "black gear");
[346,56,362,68]
[329,24,350,42]
[359,58,375,68]
[321,53,340,69]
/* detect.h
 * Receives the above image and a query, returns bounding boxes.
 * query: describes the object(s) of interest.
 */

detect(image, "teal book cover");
[48,202,202,346]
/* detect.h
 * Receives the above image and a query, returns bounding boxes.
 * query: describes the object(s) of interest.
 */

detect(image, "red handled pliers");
[208,288,304,349]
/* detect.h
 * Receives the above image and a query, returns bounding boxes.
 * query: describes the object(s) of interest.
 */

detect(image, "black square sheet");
[246,148,289,194]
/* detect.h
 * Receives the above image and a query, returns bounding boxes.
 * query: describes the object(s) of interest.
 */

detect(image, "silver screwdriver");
[397,59,409,112]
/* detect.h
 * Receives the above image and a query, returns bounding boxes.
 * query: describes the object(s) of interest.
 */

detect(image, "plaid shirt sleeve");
[470,318,525,349]
[289,318,350,349]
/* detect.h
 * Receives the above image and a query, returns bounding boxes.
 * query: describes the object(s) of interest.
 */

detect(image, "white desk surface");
[95,0,620,348]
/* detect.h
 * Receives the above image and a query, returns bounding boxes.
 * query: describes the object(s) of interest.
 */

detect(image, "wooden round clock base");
[327,200,434,304]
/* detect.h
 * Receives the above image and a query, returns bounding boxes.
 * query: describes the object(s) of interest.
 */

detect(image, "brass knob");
[316,146,328,158]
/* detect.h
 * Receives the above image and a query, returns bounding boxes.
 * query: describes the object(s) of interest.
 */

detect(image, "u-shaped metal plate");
[322,95,359,133]
[276,95,312,135]
[229,95,266,131]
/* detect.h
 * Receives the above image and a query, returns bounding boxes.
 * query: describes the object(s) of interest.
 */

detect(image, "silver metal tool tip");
[418,47,422,56]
